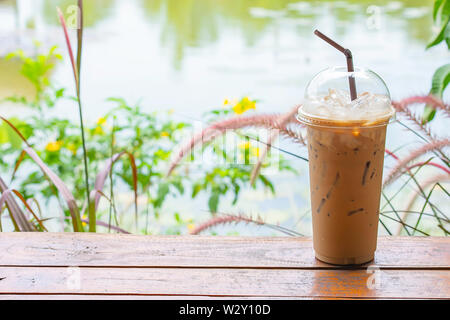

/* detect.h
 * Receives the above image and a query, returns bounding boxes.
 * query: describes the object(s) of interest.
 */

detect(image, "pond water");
[0,0,448,235]
[1,0,448,117]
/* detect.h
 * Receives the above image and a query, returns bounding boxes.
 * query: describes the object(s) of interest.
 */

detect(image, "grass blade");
[11,190,47,231]
[57,7,79,93]
[76,0,83,92]
[83,217,130,234]
[93,151,139,231]
[381,210,450,223]
[379,213,429,236]
[382,191,410,235]
[0,177,35,231]
[57,5,91,227]
[23,147,83,231]
[85,189,129,234]
[108,116,117,232]
[10,150,26,183]
[414,183,449,235]
[1,116,83,231]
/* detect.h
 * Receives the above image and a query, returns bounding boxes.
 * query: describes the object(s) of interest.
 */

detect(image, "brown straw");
[314,29,357,101]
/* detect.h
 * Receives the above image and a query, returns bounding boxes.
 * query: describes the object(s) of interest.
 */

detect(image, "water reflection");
[139,0,433,69]
[0,0,441,117]
[41,0,115,27]
[0,0,436,71]
[142,0,219,70]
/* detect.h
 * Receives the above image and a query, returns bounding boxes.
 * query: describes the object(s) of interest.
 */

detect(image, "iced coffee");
[298,67,395,265]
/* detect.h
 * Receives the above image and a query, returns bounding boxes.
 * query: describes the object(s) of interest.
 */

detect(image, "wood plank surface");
[0,267,448,299]
[0,295,303,300]
[0,233,449,269]
[0,233,448,299]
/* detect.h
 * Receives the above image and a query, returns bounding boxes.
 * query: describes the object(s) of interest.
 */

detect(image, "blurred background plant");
[3,42,64,112]
[0,0,448,236]
[0,44,291,234]
[423,0,450,122]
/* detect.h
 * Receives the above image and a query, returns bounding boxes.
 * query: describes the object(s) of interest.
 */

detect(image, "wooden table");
[0,233,448,299]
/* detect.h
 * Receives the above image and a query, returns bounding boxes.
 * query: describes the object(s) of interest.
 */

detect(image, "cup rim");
[296,106,396,129]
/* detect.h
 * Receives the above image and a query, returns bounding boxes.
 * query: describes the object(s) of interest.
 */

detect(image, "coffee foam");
[300,89,394,124]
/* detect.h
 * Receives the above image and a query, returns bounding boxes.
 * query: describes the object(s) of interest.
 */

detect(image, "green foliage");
[0,46,293,233]
[424,0,450,122]
[424,63,450,121]
[431,63,450,97]
[4,43,64,109]
[0,118,33,150]
[190,106,297,215]
[427,0,450,49]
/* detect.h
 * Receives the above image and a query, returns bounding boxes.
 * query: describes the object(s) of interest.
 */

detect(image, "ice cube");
[328,89,350,107]
[351,92,374,110]
[302,89,392,121]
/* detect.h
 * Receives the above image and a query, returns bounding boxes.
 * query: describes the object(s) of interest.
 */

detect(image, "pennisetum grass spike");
[383,138,450,187]
[250,105,299,185]
[190,211,303,237]
[167,110,302,176]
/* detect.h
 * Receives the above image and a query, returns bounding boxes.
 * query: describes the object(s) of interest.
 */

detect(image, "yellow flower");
[81,214,87,227]
[187,223,196,232]
[45,141,62,152]
[96,117,107,126]
[238,141,251,150]
[93,117,108,135]
[93,126,104,136]
[66,143,77,155]
[223,98,238,108]
[238,141,260,159]
[160,131,170,137]
[232,97,256,115]
[251,147,260,157]
[168,109,174,115]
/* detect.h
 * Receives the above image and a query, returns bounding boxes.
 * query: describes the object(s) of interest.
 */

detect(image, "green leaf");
[191,183,202,198]
[55,88,65,98]
[431,63,450,97]
[208,191,220,213]
[0,118,32,149]
[424,63,450,123]
[171,180,184,194]
[433,0,445,20]
[443,0,450,16]
[154,182,169,208]
[423,107,437,123]
[259,174,275,194]
[427,16,450,49]
[232,182,240,205]
[174,212,181,223]
[427,0,450,49]
[0,125,9,144]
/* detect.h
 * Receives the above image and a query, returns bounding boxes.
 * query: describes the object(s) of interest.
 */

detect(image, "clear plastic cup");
[298,67,395,265]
